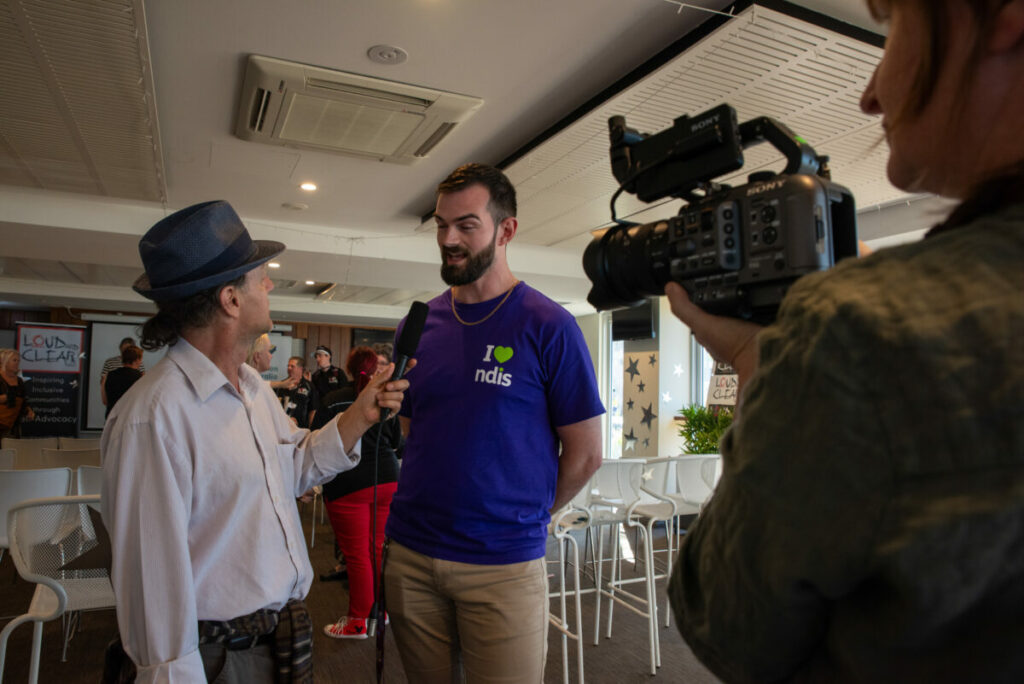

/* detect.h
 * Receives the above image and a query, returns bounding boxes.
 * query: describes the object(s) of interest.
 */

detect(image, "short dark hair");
[119,337,136,349]
[121,345,143,365]
[437,163,517,226]
[139,273,247,351]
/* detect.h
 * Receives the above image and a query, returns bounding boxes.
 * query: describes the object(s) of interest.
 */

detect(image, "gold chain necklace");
[450,281,519,326]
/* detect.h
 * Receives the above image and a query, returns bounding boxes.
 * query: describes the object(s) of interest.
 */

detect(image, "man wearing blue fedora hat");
[100,200,411,683]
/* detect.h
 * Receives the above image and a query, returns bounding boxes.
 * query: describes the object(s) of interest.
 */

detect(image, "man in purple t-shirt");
[383,163,605,682]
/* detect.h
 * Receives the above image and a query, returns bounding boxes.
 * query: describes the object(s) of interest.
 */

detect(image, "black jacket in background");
[312,386,402,501]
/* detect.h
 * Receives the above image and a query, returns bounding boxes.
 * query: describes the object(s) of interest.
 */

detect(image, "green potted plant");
[677,404,734,454]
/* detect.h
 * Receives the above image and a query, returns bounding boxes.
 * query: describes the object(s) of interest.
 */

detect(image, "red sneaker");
[323,617,367,640]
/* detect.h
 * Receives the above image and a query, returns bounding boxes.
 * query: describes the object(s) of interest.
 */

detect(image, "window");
[690,333,716,407]
[607,339,625,459]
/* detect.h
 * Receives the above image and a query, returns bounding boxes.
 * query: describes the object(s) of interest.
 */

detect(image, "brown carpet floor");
[0,503,721,683]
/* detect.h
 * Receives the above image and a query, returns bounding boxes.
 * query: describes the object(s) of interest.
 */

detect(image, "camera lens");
[583,221,668,310]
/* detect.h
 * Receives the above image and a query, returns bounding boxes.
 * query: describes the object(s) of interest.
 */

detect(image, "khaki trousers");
[384,540,549,684]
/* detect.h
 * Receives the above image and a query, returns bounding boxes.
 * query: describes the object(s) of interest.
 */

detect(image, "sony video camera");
[582,104,858,323]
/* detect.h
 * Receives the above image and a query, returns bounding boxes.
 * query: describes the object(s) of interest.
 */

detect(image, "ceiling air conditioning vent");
[235,55,483,165]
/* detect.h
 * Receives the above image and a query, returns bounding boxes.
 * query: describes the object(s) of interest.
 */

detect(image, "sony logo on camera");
[690,113,721,133]
[746,180,786,195]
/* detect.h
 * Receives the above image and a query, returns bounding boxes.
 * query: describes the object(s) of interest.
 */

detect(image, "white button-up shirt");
[101,339,359,682]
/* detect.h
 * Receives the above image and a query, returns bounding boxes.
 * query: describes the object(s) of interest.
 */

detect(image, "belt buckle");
[224,634,258,650]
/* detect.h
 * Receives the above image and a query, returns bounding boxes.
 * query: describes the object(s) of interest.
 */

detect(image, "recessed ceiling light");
[268,262,281,269]
[300,182,317,191]
[305,280,315,286]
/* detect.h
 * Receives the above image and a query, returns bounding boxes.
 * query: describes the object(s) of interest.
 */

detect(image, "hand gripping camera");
[582,104,859,323]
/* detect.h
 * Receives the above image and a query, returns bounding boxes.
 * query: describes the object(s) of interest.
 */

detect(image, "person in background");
[101,200,410,682]
[0,348,34,440]
[666,1,1024,681]
[314,346,403,639]
[276,355,317,429]
[245,333,274,373]
[247,333,298,393]
[102,344,144,418]
[383,163,604,682]
[372,342,393,364]
[100,336,145,389]
[310,345,347,408]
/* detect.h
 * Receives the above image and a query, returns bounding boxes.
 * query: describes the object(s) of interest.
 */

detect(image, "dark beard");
[440,237,496,286]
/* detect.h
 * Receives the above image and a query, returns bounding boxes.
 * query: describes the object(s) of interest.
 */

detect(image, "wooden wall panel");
[0,308,51,330]
[277,320,381,371]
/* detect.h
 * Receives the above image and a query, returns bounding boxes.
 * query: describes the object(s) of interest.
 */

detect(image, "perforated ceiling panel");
[0,0,165,202]
[506,3,905,249]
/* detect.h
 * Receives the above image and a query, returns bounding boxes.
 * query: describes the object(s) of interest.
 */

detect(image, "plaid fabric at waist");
[199,607,279,649]
[198,599,313,684]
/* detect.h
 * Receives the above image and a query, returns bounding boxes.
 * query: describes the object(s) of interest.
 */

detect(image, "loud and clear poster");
[706,360,738,408]
[16,324,85,437]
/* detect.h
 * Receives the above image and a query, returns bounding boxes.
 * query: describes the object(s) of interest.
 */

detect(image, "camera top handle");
[737,116,828,180]
[607,104,831,214]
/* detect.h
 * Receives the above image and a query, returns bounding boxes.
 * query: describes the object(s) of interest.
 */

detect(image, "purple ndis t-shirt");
[386,282,604,564]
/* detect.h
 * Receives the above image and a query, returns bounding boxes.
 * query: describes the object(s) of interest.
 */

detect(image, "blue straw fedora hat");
[133,200,284,301]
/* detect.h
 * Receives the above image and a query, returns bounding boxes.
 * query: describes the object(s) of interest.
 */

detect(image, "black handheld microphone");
[379,300,428,421]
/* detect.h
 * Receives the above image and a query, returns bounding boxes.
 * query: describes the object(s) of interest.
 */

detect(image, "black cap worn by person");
[314,345,332,359]
[133,200,284,301]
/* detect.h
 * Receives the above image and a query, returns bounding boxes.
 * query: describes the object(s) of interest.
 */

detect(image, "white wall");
[574,311,610,460]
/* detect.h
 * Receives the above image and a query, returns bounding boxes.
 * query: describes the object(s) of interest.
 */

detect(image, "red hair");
[346,346,379,393]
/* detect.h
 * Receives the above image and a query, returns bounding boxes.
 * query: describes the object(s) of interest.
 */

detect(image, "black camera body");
[583,104,859,323]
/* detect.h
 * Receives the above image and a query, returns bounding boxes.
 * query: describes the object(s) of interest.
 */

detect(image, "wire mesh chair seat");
[0,494,115,683]
[0,468,73,565]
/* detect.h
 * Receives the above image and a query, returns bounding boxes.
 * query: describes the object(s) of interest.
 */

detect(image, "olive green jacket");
[670,203,1024,683]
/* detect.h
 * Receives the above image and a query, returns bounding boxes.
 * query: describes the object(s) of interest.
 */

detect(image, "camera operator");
[667,1,1024,682]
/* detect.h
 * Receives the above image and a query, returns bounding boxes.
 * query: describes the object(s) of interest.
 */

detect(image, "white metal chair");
[0,495,115,683]
[37,448,102,472]
[547,488,592,684]
[1,438,60,469]
[76,466,104,499]
[584,458,660,675]
[306,485,324,547]
[633,457,688,629]
[634,454,721,628]
[57,437,102,451]
[0,468,73,566]
[0,449,13,470]
[675,454,722,512]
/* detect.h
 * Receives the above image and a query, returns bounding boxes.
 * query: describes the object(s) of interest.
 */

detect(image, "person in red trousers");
[314,346,403,639]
